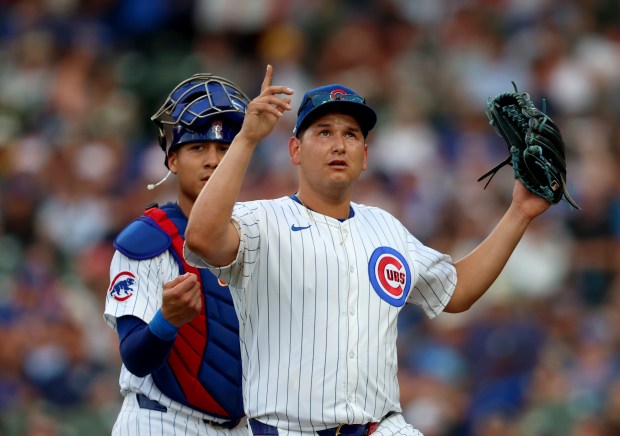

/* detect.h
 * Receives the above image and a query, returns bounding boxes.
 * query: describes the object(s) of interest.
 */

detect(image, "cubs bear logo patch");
[368,247,411,307]
[108,271,137,302]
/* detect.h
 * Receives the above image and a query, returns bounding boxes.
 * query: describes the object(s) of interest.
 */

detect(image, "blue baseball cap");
[293,84,377,138]
[170,116,241,151]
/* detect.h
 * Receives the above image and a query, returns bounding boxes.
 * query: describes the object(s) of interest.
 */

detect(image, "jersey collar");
[289,194,355,221]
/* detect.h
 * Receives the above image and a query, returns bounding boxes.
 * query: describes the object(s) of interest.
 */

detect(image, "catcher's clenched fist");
[161,272,202,327]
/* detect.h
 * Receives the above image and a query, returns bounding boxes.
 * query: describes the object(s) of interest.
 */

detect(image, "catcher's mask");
[293,84,377,138]
[151,74,250,168]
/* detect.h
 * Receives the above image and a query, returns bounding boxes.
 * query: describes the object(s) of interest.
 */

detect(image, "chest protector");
[114,203,243,419]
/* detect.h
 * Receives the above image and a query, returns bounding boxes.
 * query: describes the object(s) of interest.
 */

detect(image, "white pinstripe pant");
[111,393,249,436]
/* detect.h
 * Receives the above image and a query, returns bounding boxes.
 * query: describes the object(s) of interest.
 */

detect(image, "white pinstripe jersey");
[185,196,456,433]
[104,251,247,434]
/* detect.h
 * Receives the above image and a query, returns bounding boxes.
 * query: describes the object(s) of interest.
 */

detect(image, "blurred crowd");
[0,0,619,435]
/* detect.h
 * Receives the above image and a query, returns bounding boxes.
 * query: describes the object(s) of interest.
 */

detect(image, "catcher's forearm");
[185,134,257,266]
[117,314,175,377]
[447,204,532,312]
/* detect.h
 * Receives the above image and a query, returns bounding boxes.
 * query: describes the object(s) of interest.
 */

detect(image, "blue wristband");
[148,309,178,341]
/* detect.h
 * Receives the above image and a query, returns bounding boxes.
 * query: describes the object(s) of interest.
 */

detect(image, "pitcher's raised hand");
[238,65,294,145]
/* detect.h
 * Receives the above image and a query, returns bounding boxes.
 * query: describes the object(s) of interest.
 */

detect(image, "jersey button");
[349,308,355,316]
[349,265,355,273]
[349,351,355,359]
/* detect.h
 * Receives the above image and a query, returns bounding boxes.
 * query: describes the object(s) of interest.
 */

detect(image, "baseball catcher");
[104,73,250,435]
[478,82,580,209]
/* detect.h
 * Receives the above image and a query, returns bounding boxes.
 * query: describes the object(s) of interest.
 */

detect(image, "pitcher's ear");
[289,136,301,166]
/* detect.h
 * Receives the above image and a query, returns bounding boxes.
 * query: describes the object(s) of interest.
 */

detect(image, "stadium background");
[0,0,619,434]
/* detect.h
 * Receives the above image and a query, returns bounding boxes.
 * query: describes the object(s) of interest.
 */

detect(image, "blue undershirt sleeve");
[117,310,178,377]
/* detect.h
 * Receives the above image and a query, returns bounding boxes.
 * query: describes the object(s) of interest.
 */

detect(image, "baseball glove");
[478,82,580,209]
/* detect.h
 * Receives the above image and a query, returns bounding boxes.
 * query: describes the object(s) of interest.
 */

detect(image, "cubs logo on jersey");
[109,271,137,302]
[368,247,411,307]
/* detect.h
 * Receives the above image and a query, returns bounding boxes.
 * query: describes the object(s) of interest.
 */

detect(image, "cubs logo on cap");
[368,247,411,307]
[211,120,223,140]
[330,89,347,99]
[294,84,377,137]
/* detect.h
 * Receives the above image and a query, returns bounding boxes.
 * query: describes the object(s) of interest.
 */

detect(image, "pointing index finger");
[261,64,273,93]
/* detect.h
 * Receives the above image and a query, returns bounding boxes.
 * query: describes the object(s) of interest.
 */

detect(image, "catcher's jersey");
[104,250,246,434]
[185,196,456,433]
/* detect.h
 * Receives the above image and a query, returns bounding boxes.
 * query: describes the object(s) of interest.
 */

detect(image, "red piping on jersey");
[144,208,228,417]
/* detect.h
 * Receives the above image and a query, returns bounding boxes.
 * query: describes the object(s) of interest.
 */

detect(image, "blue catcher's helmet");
[151,74,250,167]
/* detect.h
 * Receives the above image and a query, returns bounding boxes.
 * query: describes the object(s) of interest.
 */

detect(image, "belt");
[316,424,369,436]
[249,412,395,436]
[136,393,241,429]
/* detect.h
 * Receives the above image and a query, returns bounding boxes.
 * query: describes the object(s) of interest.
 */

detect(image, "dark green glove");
[478,82,580,209]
